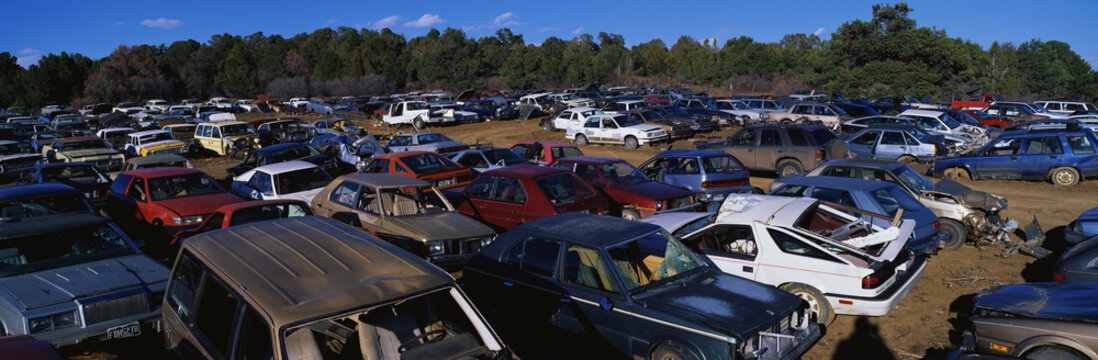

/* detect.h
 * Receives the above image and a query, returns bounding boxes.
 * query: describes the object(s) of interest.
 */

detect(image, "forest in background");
[1,3,1094,108]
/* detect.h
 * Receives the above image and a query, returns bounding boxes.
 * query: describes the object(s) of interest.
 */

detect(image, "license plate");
[437,178,455,186]
[107,321,141,339]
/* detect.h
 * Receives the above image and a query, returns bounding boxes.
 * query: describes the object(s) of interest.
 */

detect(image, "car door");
[1066,134,1098,176]
[580,117,601,143]
[846,131,879,159]
[756,128,784,170]
[727,128,757,169]
[875,131,908,160]
[555,110,573,130]
[972,137,1022,179]
[496,236,566,327]
[682,224,761,280]
[1017,136,1064,179]
[485,176,528,229]
[455,152,490,173]
[554,243,633,353]
[107,174,141,223]
[601,118,622,144]
[462,175,506,227]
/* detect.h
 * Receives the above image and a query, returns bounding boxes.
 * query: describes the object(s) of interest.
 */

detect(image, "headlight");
[427,240,445,256]
[29,310,78,333]
[479,236,493,247]
[172,215,203,224]
[655,201,663,211]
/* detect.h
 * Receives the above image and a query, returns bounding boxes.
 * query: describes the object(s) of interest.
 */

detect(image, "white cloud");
[492,12,520,27]
[140,18,184,29]
[703,37,718,46]
[324,19,339,26]
[367,15,401,30]
[17,48,39,55]
[571,27,583,35]
[461,26,475,32]
[538,27,559,33]
[813,27,825,37]
[404,13,444,27]
[15,49,41,68]
[115,20,124,26]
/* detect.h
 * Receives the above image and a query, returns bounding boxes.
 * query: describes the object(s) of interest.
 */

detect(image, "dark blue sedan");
[769,176,944,254]
[931,127,1098,186]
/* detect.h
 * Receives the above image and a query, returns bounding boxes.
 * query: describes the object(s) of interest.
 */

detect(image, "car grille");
[442,237,483,255]
[83,293,148,325]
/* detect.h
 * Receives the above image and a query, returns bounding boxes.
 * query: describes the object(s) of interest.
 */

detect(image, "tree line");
[0,3,1094,109]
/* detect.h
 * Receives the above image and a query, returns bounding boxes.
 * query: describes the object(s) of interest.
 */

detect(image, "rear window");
[810,129,837,145]
[702,155,744,173]
[535,173,595,205]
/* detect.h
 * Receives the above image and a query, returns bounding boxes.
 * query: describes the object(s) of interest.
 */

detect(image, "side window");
[356,186,379,214]
[558,111,571,120]
[809,187,856,207]
[770,184,809,197]
[328,181,360,207]
[194,276,240,357]
[235,308,273,360]
[880,131,905,145]
[759,129,782,146]
[1022,137,1062,155]
[504,236,561,278]
[247,173,273,195]
[574,163,606,189]
[732,129,755,145]
[903,132,919,145]
[362,159,388,173]
[786,129,810,146]
[128,177,147,201]
[200,125,212,137]
[851,132,879,146]
[563,244,619,293]
[491,177,527,203]
[166,251,203,321]
[110,174,133,195]
[768,228,838,262]
[510,145,528,157]
[666,157,700,175]
[457,154,489,168]
[1067,135,1097,155]
[211,127,221,138]
[860,168,895,182]
[820,166,856,178]
[465,175,496,199]
[584,117,600,128]
[1004,107,1021,117]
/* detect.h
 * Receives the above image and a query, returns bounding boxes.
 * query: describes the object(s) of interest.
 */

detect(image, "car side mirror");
[599,297,613,311]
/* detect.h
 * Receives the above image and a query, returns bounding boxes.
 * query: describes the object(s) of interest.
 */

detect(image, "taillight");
[863,251,909,289]
[701,178,749,188]
[815,149,823,160]
[1053,273,1064,281]
[932,220,941,231]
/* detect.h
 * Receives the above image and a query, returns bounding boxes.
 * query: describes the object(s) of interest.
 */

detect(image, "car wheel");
[943,167,971,180]
[575,134,589,146]
[780,283,835,325]
[1024,345,1087,360]
[650,344,697,360]
[940,219,967,250]
[621,208,641,221]
[624,136,638,149]
[776,159,803,177]
[1051,167,1079,186]
[897,155,917,164]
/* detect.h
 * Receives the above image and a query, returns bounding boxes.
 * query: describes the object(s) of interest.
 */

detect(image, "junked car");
[41,136,125,171]
[162,216,515,360]
[225,142,340,178]
[1064,206,1098,245]
[768,102,846,128]
[1054,235,1098,282]
[361,151,473,189]
[932,127,1098,186]
[446,146,528,173]
[450,165,610,230]
[123,129,186,157]
[543,106,603,132]
[643,194,923,324]
[118,154,194,173]
[899,109,987,141]
[17,163,112,207]
[192,121,257,157]
[966,281,1098,360]
[231,160,332,203]
[550,157,696,220]
[253,118,313,143]
[170,199,313,244]
[637,149,754,204]
[509,141,583,165]
[844,126,942,163]
[105,168,243,240]
[462,213,820,360]
[0,140,41,177]
[696,124,847,176]
[385,132,469,154]
[565,113,669,149]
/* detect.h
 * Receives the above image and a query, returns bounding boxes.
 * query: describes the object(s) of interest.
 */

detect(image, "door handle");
[1048,155,1058,159]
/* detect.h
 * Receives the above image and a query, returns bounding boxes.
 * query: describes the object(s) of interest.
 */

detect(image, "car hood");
[629,124,665,132]
[383,212,494,241]
[975,281,1098,323]
[1077,207,1098,222]
[0,254,169,310]
[613,181,693,202]
[155,192,242,216]
[638,272,801,337]
[928,178,1007,211]
[0,153,40,163]
[62,148,119,158]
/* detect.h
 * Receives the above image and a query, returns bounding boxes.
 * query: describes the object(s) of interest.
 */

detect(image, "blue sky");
[5,0,1097,68]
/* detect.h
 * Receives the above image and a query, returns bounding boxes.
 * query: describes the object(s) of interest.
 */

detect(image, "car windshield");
[271,146,320,162]
[284,287,496,360]
[598,161,649,186]
[59,140,106,151]
[269,121,302,130]
[374,186,450,216]
[147,172,225,201]
[607,230,704,293]
[221,124,256,137]
[0,224,137,277]
[229,203,311,226]
[401,153,463,174]
[952,111,981,126]
[36,133,63,141]
[0,142,25,154]
[968,110,993,120]
[893,165,934,192]
[536,173,595,205]
[168,127,195,137]
[870,186,923,218]
[940,113,963,129]
[416,133,454,144]
[0,194,93,219]
[482,149,526,166]
[274,167,332,195]
[55,123,86,131]
[702,155,745,173]
[672,213,717,238]
[42,165,109,183]
[1028,103,1051,114]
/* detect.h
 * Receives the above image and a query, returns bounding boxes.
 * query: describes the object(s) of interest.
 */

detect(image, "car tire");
[575,134,589,146]
[650,344,697,360]
[621,208,641,221]
[1024,345,1087,360]
[776,159,803,177]
[1051,167,1079,186]
[898,155,917,164]
[780,283,835,325]
[940,219,967,250]
[943,167,971,180]
[624,136,638,149]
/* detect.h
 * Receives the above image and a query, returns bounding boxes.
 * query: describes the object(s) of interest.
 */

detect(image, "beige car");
[193,121,257,156]
[311,173,495,269]
[161,216,514,360]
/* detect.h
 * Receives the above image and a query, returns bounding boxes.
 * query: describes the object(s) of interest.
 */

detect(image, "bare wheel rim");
[781,165,798,177]
[1056,170,1076,184]
[794,290,821,322]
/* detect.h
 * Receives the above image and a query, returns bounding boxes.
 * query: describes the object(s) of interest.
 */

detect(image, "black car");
[462,213,820,360]
[0,183,97,220]
[225,142,342,178]
[17,162,112,207]
[648,105,719,132]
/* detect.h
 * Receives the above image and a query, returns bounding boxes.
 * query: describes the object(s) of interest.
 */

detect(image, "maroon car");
[450,164,609,230]
[550,157,697,220]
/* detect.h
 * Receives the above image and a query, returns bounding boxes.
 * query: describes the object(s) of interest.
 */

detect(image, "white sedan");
[642,194,925,325]
[231,160,332,203]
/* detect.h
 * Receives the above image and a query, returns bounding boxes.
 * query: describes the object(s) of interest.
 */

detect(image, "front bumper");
[34,310,161,347]
[638,134,669,145]
[827,256,928,316]
[761,323,821,360]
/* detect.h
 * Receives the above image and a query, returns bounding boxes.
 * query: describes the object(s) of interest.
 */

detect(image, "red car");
[509,141,583,165]
[962,109,1014,128]
[105,168,243,239]
[170,199,314,244]
[550,157,697,219]
[361,151,473,189]
[450,164,609,230]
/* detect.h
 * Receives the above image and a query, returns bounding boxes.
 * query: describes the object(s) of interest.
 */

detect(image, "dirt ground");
[48,113,1098,359]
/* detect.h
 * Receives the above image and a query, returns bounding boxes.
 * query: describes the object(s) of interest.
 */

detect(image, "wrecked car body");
[965,282,1098,359]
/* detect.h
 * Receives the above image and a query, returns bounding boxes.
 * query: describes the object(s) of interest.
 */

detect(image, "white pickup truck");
[382,101,435,128]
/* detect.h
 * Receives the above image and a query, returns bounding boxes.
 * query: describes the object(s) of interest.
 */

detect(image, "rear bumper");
[827,256,927,316]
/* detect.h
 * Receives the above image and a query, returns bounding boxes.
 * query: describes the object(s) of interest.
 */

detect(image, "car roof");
[775,175,894,191]
[553,156,623,164]
[482,164,567,178]
[655,149,728,158]
[214,199,310,213]
[863,123,918,130]
[820,159,906,170]
[376,150,434,159]
[716,194,816,227]
[126,154,189,166]
[0,213,110,240]
[184,216,452,328]
[514,213,662,247]
[564,107,597,112]
[900,109,944,117]
[130,129,168,136]
[850,115,909,121]
[122,167,204,178]
[252,142,307,153]
[336,173,430,188]
[511,141,575,148]
[254,160,317,174]
[57,136,100,143]
[0,183,82,203]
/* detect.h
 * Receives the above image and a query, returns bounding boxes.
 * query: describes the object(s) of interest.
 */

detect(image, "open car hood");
[975,281,1098,323]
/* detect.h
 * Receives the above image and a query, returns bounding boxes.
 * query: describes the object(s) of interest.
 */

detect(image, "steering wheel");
[397,329,447,353]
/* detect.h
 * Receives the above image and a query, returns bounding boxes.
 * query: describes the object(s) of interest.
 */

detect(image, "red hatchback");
[451,164,609,230]
[361,151,473,189]
[550,157,697,220]
[170,199,314,244]
[106,168,243,239]
[509,141,583,165]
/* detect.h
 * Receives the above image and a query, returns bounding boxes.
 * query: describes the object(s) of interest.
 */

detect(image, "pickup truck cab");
[950,93,1003,110]
[564,113,668,149]
[382,101,433,128]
